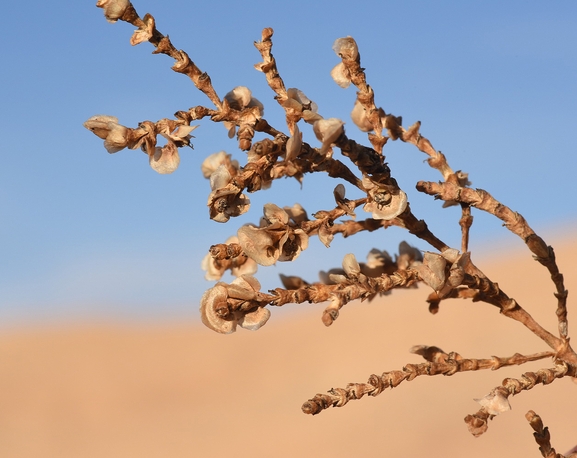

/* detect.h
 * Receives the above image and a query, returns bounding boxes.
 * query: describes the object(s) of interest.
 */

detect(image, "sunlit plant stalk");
[85,1,576,455]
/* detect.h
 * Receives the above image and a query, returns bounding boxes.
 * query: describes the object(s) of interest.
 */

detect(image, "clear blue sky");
[1,0,576,325]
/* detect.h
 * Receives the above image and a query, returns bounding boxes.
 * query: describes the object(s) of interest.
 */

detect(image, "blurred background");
[1,1,576,456]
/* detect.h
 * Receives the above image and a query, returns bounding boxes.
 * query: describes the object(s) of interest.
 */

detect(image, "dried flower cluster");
[86,1,575,455]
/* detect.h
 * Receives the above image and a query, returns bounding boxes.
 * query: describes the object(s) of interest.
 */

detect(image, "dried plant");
[85,1,575,455]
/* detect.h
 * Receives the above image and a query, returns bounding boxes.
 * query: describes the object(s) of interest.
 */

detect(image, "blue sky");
[1,0,576,325]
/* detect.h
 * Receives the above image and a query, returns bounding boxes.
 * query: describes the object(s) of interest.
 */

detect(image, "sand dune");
[1,237,576,457]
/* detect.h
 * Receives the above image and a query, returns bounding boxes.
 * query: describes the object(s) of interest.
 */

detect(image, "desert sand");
[1,236,576,457]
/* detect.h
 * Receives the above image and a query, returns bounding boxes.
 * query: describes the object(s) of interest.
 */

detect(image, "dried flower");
[207,165,250,222]
[201,236,257,281]
[413,252,447,292]
[313,118,345,155]
[474,389,511,416]
[96,0,130,23]
[333,37,359,61]
[362,177,408,220]
[201,151,239,179]
[158,123,198,148]
[223,86,264,138]
[130,12,154,45]
[330,37,358,88]
[83,115,147,154]
[237,204,309,266]
[199,276,270,334]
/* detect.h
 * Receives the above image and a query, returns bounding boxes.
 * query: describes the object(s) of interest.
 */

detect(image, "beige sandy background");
[1,236,576,457]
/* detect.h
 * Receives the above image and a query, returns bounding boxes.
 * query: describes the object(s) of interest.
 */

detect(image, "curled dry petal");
[96,0,130,23]
[283,203,308,224]
[351,100,373,132]
[263,203,289,226]
[278,229,308,262]
[330,62,351,88]
[160,124,198,147]
[313,118,345,155]
[333,184,356,217]
[224,86,264,115]
[237,224,280,266]
[238,307,270,331]
[332,37,359,60]
[474,390,511,416]
[342,253,361,277]
[285,123,302,162]
[413,252,446,292]
[201,151,239,179]
[286,88,318,113]
[149,142,180,174]
[447,251,471,287]
[318,222,334,248]
[210,164,232,190]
